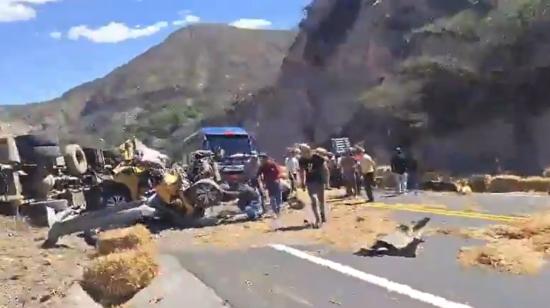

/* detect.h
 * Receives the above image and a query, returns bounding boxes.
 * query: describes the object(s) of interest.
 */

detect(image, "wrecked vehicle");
[0,134,92,226]
[44,166,228,246]
[184,127,258,189]
[94,138,169,209]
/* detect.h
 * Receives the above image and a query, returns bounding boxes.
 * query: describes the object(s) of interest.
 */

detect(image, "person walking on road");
[391,147,408,194]
[257,154,283,219]
[299,144,329,228]
[340,150,358,198]
[285,148,300,192]
[356,146,376,202]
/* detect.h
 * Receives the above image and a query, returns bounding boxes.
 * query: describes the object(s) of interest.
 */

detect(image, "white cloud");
[49,30,61,39]
[229,18,272,30]
[67,21,168,43]
[0,0,58,23]
[173,14,200,26]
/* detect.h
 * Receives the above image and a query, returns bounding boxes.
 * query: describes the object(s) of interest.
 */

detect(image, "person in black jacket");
[391,147,408,194]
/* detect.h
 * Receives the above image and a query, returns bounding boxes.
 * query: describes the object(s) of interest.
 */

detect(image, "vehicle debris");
[355,217,430,258]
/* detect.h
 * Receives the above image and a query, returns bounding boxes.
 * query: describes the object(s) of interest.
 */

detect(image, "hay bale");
[487,175,522,193]
[458,240,545,275]
[468,174,492,193]
[82,249,158,304]
[518,177,550,193]
[375,166,394,188]
[421,171,442,183]
[421,181,459,192]
[543,167,550,178]
[97,225,152,255]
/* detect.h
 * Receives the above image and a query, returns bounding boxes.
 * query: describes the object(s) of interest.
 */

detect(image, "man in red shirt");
[257,153,283,218]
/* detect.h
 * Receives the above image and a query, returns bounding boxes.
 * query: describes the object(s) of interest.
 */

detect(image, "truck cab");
[199,127,257,187]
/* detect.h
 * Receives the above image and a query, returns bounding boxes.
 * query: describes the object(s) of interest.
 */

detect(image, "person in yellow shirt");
[355,146,376,202]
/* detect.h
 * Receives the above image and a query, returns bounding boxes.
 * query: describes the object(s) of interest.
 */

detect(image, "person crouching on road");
[257,154,283,218]
[391,147,408,194]
[285,147,300,192]
[299,145,329,228]
[356,146,376,202]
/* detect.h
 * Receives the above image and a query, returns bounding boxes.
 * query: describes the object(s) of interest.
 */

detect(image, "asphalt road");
[164,191,550,308]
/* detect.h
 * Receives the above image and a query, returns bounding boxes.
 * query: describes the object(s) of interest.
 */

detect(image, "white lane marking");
[269,244,473,308]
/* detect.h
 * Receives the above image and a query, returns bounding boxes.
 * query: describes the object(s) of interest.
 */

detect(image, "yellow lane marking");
[337,201,527,223]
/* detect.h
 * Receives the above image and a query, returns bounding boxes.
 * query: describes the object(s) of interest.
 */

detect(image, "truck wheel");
[186,179,223,208]
[101,187,131,208]
[64,144,88,176]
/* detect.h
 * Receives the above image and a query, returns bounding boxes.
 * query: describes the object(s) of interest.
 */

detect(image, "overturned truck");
[0,134,94,226]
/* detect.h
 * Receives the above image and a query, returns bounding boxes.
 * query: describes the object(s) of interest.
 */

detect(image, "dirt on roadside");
[159,191,398,252]
[0,216,92,308]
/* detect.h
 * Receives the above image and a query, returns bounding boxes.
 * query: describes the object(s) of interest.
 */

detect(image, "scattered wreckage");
[44,165,228,246]
[43,137,241,246]
[356,217,431,258]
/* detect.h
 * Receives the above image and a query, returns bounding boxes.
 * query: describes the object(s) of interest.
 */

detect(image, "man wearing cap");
[299,145,329,228]
[257,154,283,218]
[356,146,376,202]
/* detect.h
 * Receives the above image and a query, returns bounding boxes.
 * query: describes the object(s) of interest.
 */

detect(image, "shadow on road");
[276,224,312,232]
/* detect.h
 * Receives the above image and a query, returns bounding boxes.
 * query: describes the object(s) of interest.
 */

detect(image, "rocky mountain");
[1,24,295,156]
[227,0,550,175]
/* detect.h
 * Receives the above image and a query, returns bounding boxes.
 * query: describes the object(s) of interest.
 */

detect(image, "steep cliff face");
[234,0,475,155]
[233,0,550,175]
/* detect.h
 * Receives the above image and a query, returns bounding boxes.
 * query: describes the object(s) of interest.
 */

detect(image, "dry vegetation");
[97,225,153,255]
[82,248,158,306]
[486,175,550,193]
[458,240,545,275]
[81,225,158,306]
[455,212,550,275]
[163,192,398,252]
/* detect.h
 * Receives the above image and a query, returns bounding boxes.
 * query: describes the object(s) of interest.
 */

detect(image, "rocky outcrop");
[232,0,550,175]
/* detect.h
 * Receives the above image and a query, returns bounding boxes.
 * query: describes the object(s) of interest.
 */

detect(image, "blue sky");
[0,0,309,105]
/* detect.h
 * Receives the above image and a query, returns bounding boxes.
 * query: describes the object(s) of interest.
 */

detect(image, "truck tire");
[64,144,88,176]
[185,179,223,209]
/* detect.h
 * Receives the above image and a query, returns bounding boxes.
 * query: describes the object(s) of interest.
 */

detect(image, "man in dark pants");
[356,147,376,202]
[391,147,408,194]
[299,145,329,228]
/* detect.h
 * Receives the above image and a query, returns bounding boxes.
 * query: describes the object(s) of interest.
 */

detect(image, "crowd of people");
[240,143,419,229]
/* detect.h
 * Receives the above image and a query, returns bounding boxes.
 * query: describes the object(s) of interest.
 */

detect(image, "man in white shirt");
[355,146,376,202]
[285,148,300,192]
